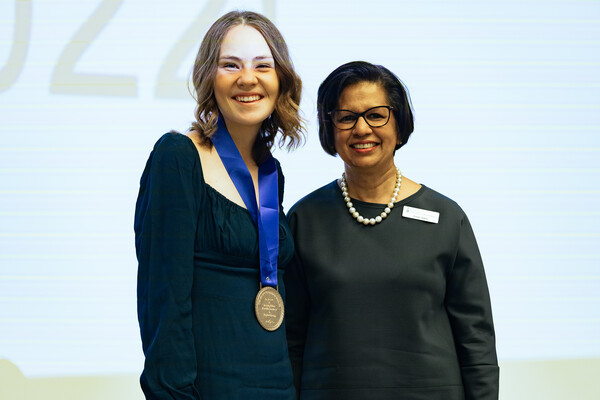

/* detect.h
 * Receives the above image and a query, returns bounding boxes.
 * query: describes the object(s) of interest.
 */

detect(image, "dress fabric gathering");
[135,133,296,400]
[285,181,499,400]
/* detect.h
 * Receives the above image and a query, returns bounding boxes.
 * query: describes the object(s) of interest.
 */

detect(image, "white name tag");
[402,206,440,224]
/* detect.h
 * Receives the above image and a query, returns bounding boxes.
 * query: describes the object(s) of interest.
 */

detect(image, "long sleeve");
[284,210,310,396]
[445,214,499,400]
[134,134,201,400]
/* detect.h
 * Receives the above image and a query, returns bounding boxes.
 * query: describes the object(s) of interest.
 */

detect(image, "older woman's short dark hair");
[317,61,414,156]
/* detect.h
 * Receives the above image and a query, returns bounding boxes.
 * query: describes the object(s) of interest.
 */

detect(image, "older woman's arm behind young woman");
[284,205,311,396]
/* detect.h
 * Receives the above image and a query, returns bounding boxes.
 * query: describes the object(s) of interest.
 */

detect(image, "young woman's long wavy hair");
[190,11,304,163]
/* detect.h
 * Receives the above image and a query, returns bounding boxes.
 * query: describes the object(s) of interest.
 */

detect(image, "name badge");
[402,206,439,224]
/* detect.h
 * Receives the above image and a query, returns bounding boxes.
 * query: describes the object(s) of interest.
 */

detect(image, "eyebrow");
[219,55,274,62]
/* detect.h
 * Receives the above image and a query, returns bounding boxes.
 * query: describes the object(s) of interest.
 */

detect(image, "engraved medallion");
[254,286,284,331]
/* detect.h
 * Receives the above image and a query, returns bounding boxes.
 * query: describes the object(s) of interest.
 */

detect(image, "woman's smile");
[233,93,264,103]
[350,141,380,151]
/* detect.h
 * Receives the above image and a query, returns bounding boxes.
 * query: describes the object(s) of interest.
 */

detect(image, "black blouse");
[285,181,498,400]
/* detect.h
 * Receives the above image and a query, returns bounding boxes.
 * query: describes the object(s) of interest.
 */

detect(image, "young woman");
[134,11,303,400]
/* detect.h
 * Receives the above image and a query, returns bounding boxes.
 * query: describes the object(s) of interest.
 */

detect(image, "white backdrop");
[1,0,599,378]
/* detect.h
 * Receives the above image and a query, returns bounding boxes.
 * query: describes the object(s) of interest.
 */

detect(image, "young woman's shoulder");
[149,131,198,170]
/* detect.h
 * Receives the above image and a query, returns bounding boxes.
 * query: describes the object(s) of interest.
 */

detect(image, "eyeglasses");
[328,106,394,130]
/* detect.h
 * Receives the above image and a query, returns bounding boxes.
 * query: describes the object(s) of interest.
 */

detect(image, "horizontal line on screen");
[419,168,600,173]
[423,125,600,130]
[497,297,600,302]
[421,103,600,109]
[0,318,131,324]
[0,190,132,195]
[473,211,600,217]
[0,295,135,303]
[402,39,600,45]
[493,276,600,280]
[0,339,137,345]
[0,254,124,260]
[0,275,131,280]
[495,318,600,323]
[0,297,130,302]
[438,189,600,197]
[318,15,600,24]
[0,147,143,152]
[47,82,138,88]
[409,147,600,153]
[0,211,128,217]
[487,254,600,259]
[452,189,600,194]
[0,233,129,238]
[419,82,600,88]
[0,168,140,173]
[483,233,600,239]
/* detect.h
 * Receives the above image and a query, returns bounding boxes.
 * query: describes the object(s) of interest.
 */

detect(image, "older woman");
[285,61,498,400]
[134,11,303,400]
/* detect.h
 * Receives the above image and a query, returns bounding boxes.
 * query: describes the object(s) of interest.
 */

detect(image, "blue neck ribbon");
[211,119,279,288]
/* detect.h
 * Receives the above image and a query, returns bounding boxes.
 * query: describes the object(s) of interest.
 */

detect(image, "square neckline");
[180,132,254,216]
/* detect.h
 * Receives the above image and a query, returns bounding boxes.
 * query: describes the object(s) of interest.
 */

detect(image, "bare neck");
[343,164,398,204]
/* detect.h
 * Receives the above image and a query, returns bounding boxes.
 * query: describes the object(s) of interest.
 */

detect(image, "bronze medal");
[254,286,284,331]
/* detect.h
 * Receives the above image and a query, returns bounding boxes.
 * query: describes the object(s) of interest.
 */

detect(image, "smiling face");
[214,24,280,135]
[333,81,400,173]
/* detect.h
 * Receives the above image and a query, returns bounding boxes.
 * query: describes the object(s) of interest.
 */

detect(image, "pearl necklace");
[341,168,402,226]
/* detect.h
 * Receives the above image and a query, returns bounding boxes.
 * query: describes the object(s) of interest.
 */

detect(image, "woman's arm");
[445,214,499,400]
[284,210,311,396]
[135,134,201,400]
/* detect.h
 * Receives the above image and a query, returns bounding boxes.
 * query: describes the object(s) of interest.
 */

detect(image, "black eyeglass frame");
[327,105,394,130]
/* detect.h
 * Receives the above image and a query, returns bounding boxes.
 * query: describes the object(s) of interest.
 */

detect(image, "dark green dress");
[135,133,296,400]
[285,181,498,400]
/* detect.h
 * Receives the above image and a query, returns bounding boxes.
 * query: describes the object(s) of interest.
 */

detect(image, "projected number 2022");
[1,0,275,98]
